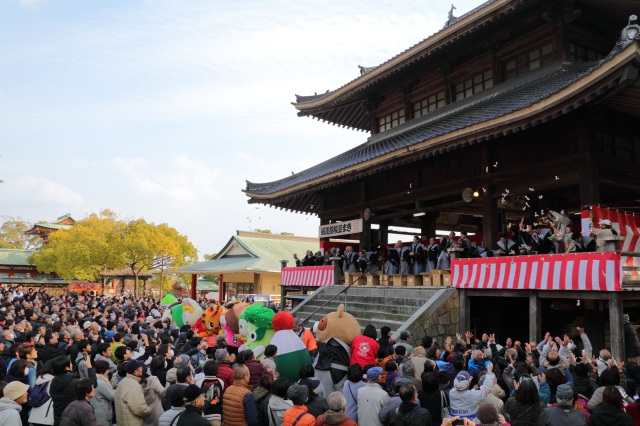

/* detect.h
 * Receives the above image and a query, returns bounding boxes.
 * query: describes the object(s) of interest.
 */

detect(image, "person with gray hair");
[316,391,357,426]
[396,330,414,354]
[400,360,422,390]
[536,383,588,425]
[215,348,235,389]
[283,385,315,426]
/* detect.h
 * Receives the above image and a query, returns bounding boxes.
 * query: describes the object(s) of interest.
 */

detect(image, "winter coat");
[315,410,357,426]
[93,354,117,375]
[449,371,495,421]
[89,375,114,426]
[218,362,235,390]
[350,335,379,368]
[394,401,431,426]
[268,395,293,426]
[245,359,269,390]
[379,396,402,426]
[342,380,365,423]
[28,374,55,425]
[357,382,390,426]
[157,407,185,426]
[40,344,65,364]
[59,399,97,426]
[0,397,22,426]
[51,370,96,426]
[175,405,209,426]
[142,374,164,426]
[254,387,272,426]
[283,405,315,426]
[589,405,633,426]
[114,374,151,426]
[305,394,329,418]
[504,397,544,426]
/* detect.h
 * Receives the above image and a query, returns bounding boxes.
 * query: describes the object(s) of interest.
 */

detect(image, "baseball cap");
[365,366,383,381]
[556,384,574,402]
[182,384,205,403]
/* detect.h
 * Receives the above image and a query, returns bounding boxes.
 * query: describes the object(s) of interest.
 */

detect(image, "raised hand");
[506,337,513,348]
[576,326,585,335]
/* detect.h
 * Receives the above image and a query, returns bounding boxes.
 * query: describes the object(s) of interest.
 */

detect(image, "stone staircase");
[291,285,458,340]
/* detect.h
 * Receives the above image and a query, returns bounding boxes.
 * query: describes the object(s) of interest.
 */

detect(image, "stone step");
[300,301,420,317]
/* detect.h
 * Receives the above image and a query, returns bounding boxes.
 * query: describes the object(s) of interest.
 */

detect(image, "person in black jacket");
[49,354,96,426]
[394,383,431,426]
[176,384,209,426]
[39,332,64,364]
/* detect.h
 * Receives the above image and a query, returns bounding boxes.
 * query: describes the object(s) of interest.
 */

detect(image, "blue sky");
[0,0,480,257]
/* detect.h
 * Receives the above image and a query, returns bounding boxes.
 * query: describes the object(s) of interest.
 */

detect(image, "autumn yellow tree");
[33,210,197,298]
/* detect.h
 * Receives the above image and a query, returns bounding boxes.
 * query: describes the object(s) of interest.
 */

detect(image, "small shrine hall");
[244,0,640,358]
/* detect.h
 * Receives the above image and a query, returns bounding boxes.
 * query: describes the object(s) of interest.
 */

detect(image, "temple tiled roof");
[178,232,318,274]
[0,249,37,266]
[247,53,617,198]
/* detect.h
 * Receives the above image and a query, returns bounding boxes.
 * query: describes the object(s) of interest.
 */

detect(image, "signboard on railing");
[451,252,622,291]
[318,219,363,238]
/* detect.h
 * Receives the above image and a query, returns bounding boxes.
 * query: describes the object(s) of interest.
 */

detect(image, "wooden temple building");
[24,213,75,244]
[244,0,640,358]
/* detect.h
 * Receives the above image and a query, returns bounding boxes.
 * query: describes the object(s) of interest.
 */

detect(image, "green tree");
[33,210,124,281]
[204,253,218,260]
[33,210,198,298]
[0,217,42,250]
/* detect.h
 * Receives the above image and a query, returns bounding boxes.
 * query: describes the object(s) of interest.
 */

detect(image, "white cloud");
[1,175,83,205]
[112,154,222,207]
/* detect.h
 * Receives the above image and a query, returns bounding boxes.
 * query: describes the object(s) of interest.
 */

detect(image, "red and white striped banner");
[451,252,622,291]
[587,206,640,275]
[281,266,334,287]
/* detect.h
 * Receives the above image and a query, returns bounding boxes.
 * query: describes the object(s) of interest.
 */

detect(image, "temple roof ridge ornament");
[358,65,378,76]
[445,4,457,28]
[618,15,640,49]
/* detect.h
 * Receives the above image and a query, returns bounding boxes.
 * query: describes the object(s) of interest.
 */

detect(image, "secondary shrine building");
[244,0,640,358]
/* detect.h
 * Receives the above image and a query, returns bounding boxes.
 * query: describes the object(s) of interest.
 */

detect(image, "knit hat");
[366,366,383,381]
[556,384,574,403]
[477,401,498,424]
[454,370,471,391]
[3,381,28,401]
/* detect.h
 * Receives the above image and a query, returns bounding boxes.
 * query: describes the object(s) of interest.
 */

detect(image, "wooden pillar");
[580,154,600,207]
[609,293,625,359]
[330,257,342,285]
[482,183,497,250]
[529,293,541,344]
[218,274,224,303]
[421,212,438,238]
[360,214,372,250]
[280,260,288,309]
[190,274,197,299]
[459,289,470,332]
[380,221,390,246]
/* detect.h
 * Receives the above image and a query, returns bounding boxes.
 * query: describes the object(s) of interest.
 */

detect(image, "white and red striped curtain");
[584,205,640,276]
[281,266,334,287]
[451,252,622,291]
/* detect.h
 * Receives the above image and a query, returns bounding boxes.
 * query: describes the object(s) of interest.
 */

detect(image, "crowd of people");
[292,217,619,279]
[0,284,637,426]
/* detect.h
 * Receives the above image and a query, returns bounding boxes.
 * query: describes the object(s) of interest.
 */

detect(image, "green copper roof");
[178,233,318,274]
[0,249,37,266]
